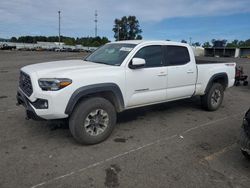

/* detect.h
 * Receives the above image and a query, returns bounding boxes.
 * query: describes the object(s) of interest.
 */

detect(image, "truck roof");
[112,40,190,47]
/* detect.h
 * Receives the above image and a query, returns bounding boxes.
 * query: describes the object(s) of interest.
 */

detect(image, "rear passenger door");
[165,45,197,100]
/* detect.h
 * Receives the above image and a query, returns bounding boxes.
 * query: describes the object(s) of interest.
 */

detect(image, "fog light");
[32,99,49,109]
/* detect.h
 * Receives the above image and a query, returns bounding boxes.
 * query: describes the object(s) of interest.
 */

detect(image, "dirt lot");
[0,51,250,188]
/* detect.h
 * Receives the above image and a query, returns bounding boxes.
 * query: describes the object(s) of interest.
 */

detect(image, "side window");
[134,45,163,68]
[165,46,190,66]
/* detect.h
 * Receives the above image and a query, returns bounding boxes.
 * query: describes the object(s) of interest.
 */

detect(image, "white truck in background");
[17,40,236,144]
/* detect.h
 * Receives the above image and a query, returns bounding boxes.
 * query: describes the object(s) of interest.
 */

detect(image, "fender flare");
[65,83,124,115]
[205,72,228,94]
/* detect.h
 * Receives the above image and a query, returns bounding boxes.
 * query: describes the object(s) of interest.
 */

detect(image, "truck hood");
[21,60,109,76]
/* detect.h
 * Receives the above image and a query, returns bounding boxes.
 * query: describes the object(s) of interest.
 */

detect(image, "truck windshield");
[85,43,136,66]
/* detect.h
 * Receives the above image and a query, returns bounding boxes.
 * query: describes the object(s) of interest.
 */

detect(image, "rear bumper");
[16,91,45,121]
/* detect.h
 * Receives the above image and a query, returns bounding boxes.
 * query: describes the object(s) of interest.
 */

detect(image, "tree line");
[3,15,250,49]
[9,36,110,47]
[181,39,250,48]
[5,15,142,47]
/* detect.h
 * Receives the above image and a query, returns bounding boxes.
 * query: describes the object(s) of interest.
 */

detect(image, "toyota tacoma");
[17,40,236,144]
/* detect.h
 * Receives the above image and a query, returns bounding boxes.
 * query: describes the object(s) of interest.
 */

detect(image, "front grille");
[19,71,33,97]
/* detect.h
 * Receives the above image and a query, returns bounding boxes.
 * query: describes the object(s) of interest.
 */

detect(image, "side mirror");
[130,58,146,69]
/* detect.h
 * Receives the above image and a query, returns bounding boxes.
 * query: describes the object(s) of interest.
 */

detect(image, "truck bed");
[195,57,228,64]
[195,60,236,96]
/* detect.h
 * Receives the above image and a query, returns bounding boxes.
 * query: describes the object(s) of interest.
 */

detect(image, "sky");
[0,0,250,43]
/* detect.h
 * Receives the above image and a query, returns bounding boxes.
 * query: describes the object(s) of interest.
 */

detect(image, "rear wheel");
[201,83,224,111]
[69,97,116,145]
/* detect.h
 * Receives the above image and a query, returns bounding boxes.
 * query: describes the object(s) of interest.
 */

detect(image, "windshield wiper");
[91,61,116,66]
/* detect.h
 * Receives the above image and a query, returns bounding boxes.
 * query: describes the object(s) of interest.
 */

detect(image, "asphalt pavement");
[0,51,250,188]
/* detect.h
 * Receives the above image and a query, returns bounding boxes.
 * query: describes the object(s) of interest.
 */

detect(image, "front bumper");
[17,87,69,120]
[16,91,45,121]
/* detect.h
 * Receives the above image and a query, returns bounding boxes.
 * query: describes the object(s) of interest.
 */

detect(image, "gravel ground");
[0,51,250,188]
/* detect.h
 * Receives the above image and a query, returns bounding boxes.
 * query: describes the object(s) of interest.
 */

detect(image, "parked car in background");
[240,108,250,159]
[0,43,16,50]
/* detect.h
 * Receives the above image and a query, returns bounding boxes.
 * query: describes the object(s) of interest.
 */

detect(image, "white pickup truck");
[17,40,236,144]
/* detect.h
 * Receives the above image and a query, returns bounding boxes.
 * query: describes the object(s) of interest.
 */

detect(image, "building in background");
[204,47,250,58]
[240,47,250,58]
[192,46,204,56]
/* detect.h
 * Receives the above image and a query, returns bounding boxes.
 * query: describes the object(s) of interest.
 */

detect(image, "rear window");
[165,46,190,66]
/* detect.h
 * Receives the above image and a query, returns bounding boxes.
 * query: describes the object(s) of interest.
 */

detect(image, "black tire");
[241,150,250,160]
[240,129,250,160]
[201,83,224,111]
[234,81,240,86]
[243,81,248,86]
[69,97,117,145]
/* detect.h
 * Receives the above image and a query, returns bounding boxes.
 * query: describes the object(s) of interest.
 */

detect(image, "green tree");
[244,39,250,47]
[10,37,17,42]
[226,39,239,47]
[202,42,211,48]
[92,41,100,47]
[9,35,110,47]
[101,37,109,44]
[211,39,216,46]
[75,36,110,47]
[192,42,201,46]
[181,40,187,43]
[113,16,142,41]
[211,39,227,47]
[61,36,75,45]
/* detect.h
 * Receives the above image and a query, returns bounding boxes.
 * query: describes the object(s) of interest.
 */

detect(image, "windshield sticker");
[120,47,133,52]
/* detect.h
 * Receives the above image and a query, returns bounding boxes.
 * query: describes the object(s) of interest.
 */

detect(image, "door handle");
[157,74,167,77]
[187,70,194,74]
[157,72,167,76]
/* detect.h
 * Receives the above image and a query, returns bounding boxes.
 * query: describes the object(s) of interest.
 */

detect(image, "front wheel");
[69,97,117,145]
[201,83,224,111]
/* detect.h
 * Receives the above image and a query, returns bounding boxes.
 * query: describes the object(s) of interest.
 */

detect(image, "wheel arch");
[205,73,228,94]
[65,83,124,115]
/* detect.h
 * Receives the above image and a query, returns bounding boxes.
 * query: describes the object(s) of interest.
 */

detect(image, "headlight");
[38,78,72,91]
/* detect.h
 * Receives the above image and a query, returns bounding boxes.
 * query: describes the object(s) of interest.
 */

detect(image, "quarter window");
[133,45,163,68]
[165,46,190,66]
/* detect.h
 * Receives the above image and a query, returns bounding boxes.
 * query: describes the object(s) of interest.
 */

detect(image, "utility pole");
[118,26,119,41]
[189,37,192,46]
[58,11,61,46]
[94,10,98,37]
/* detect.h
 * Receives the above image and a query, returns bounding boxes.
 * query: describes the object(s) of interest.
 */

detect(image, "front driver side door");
[125,45,167,107]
